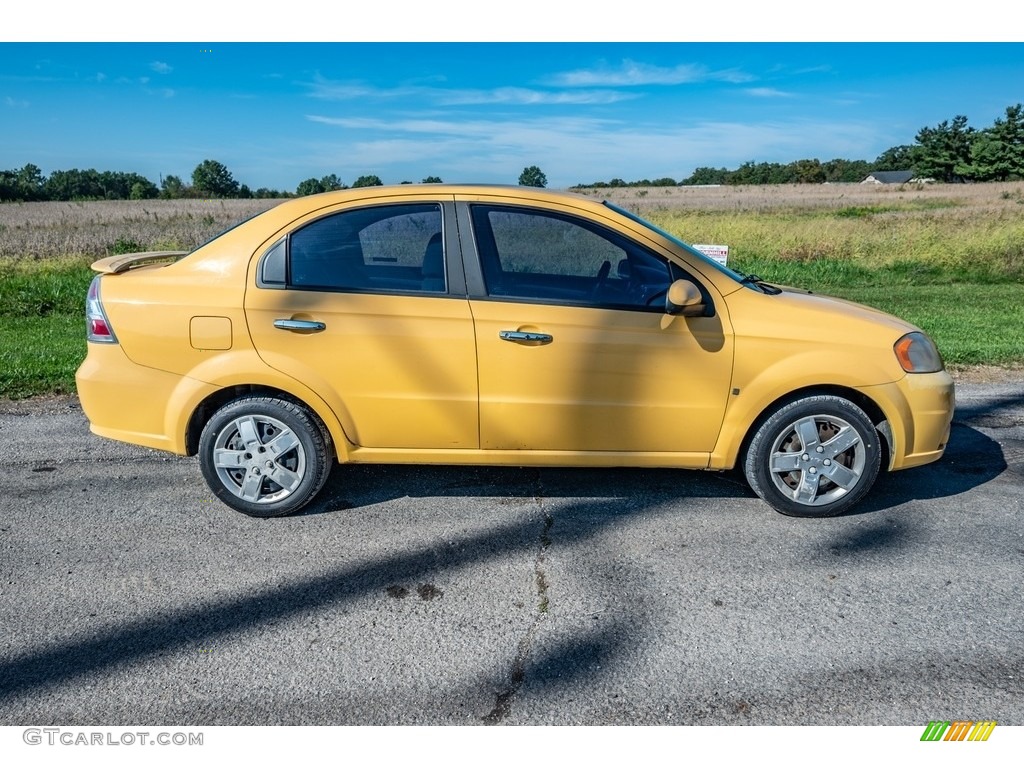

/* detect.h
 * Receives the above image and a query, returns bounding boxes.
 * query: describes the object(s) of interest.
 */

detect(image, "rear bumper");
[75,343,215,454]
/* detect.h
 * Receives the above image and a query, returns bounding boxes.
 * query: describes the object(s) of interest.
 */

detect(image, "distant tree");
[97,171,124,199]
[319,174,345,191]
[12,163,46,200]
[518,166,547,188]
[911,115,975,182]
[352,174,383,188]
[650,177,677,187]
[422,176,443,183]
[821,158,871,183]
[46,169,99,200]
[729,161,789,185]
[0,169,17,201]
[873,145,915,171]
[788,158,826,184]
[129,179,159,200]
[294,174,345,196]
[991,104,1024,179]
[959,104,1024,181]
[119,173,158,200]
[296,177,324,197]
[192,159,239,197]
[237,184,253,199]
[161,174,186,199]
[682,167,732,185]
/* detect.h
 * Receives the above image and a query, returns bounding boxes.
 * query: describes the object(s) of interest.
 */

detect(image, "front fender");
[708,348,901,469]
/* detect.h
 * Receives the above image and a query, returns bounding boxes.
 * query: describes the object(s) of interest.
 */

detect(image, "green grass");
[0,315,86,398]
[0,262,93,398]
[0,260,94,318]
[816,283,1024,366]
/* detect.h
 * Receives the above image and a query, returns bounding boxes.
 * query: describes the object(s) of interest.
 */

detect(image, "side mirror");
[665,279,705,316]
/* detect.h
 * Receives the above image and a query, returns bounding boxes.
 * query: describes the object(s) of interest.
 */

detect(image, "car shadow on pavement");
[305,463,755,517]
[856,423,1009,514]
[303,417,1008,520]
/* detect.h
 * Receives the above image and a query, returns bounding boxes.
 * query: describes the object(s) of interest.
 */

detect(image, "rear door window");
[287,203,446,294]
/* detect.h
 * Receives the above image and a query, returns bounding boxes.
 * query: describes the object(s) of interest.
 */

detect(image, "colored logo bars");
[921,721,997,741]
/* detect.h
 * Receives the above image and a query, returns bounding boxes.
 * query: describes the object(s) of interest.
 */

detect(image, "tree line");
[5,103,1019,202]
[577,103,1024,187]
[0,160,547,203]
[0,160,410,203]
[0,160,291,203]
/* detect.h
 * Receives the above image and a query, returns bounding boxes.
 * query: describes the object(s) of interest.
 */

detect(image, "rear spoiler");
[90,251,190,275]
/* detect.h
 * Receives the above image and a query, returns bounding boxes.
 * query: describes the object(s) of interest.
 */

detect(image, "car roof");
[249,183,608,230]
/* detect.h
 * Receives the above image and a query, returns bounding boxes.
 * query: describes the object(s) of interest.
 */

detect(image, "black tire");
[198,396,332,518]
[743,395,881,517]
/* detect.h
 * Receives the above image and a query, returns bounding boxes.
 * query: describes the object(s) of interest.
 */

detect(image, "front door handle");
[499,330,553,344]
[274,319,326,332]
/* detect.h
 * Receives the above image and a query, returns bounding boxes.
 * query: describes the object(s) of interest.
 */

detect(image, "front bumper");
[866,370,955,471]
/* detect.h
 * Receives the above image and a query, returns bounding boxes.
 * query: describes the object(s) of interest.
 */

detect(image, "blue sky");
[2,41,1023,190]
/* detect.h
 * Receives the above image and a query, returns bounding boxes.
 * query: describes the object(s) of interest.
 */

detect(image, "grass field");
[1,184,1022,398]
[0,198,279,261]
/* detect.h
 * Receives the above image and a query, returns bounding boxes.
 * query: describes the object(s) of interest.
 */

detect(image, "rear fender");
[170,350,356,461]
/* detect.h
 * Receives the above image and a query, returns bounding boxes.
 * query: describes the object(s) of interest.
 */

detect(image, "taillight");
[86,276,118,344]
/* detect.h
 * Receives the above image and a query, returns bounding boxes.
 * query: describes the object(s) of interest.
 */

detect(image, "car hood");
[780,287,920,333]
[728,284,921,351]
[723,286,922,389]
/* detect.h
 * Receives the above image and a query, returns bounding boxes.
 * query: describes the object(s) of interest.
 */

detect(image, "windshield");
[603,201,748,284]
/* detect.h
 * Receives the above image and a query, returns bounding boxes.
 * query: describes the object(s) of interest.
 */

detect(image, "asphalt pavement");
[0,380,1021,725]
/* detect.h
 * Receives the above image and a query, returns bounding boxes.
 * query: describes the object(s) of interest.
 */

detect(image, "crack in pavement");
[482,475,553,725]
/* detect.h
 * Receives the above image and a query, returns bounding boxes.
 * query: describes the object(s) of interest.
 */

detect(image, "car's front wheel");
[743,395,881,517]
[198,396,332,518]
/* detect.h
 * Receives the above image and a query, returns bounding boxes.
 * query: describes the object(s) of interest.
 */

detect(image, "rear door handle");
[274,319,326,332]
[499,330,552,344]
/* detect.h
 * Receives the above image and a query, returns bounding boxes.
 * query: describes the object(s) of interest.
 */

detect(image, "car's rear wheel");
[198,396,332,518]
[743,395,881,517]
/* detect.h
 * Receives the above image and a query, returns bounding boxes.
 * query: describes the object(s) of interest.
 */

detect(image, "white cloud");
[150,61,173,75]
[305,74,379,100]
[745,87,796,98]
[439,86,635,106]
[301,113,886,187]
[5,96,30,108]
[305,75,633,106]
[546,59,755,87]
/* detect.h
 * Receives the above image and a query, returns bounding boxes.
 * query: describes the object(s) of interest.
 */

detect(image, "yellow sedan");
[76,185,954,518]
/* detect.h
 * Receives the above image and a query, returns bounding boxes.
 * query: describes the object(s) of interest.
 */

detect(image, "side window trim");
[256,237,287,289]
[460,201,701,313]
[456,201,488,298]
[268,201,463,297]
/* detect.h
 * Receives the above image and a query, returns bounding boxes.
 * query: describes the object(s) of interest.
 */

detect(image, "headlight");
[894,332,944,373]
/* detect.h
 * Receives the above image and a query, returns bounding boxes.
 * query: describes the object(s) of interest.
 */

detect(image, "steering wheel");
[644,285,670,306]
